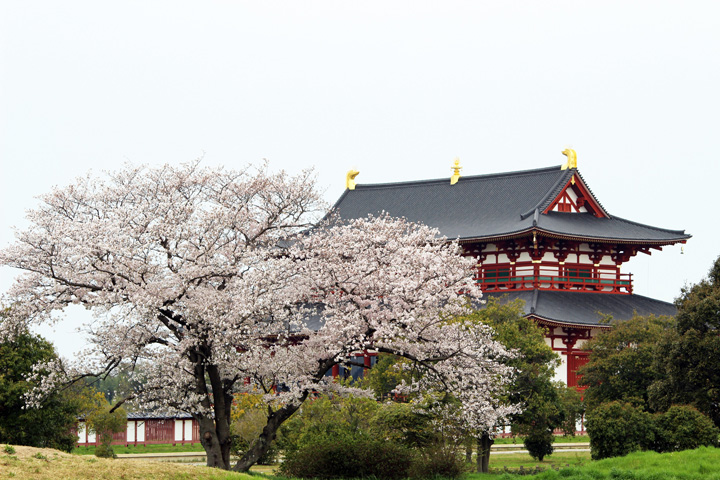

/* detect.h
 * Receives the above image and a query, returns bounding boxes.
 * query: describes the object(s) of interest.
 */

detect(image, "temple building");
[331,151,690,389]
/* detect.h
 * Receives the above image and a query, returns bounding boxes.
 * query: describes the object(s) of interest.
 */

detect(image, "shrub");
[94,443,116,458]
[279,433,415,479]
[408,445,466,479]
[653,405,719,452]
[586,401,655,460]
[523,429,555,462]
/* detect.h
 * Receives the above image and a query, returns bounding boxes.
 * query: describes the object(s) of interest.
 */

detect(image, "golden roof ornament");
[346,169,360,190]
[561,148,578,170]
[450,158,462,185]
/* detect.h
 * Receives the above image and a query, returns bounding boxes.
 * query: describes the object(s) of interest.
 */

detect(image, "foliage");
[229,393,279,464]
[279,432,416,480]
[84,363,144,405]
[278,393,382,454]
[0,161,516,470]
[649,256,720,427]
[521,429,555,463]
[363,353,413,400]
[0,328,79,452]
[652,405,719,453]
[369,400,439,449]
[81,391,127,459]
[585,401,655,460]
[3,444,15,454]
[579,314,673,412]
[408,445,467,479]
[278,392,464,478]
[587,401,718,461]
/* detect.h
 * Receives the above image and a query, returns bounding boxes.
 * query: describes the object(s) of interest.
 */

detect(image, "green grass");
[494,435,590,445]
[484,451,591,472]
[72,443,206,455]
[467,446,720,479]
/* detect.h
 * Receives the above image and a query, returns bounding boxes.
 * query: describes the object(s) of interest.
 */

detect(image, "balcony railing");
[476,266,633,294]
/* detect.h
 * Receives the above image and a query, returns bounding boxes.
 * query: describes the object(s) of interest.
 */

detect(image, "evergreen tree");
[649,255,720,427]
[579,314,673,412]
[0,327,79,452]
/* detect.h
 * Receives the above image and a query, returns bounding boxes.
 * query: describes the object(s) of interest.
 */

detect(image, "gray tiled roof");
[482,290,677,327]
[331,166,689,244]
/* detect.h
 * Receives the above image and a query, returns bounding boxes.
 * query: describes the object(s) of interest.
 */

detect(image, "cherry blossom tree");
[0,160,516,471]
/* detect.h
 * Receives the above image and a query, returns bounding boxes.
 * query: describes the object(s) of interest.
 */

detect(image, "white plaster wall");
[174,419,183,441]
[77,422,86,442]
[184,420,192,441]
[137,421,145,442]
[127,421,135,442]
[553,354,568,385]
[541,252,556,263]
[517,252,532,263]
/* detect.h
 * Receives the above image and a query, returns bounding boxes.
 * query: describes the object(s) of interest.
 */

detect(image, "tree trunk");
[233,399,305,472]
[465,437,473,464]
[199,415,232,469]
[477,433,494,473]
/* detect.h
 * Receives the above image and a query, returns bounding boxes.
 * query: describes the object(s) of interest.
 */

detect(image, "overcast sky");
[2,1,719,358]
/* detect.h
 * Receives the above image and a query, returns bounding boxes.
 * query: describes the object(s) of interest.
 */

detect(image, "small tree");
[82,391,127,458]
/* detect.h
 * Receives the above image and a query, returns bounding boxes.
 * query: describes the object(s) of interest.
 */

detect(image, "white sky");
[2,1,719,358]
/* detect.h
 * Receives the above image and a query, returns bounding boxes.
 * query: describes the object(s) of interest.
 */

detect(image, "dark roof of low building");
[126,412,193,420]
[330,166,689,245]
[482,290,677,328]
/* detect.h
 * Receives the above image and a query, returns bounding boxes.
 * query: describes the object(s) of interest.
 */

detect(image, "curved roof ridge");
[351,165,562,190]
[602,214,689,236]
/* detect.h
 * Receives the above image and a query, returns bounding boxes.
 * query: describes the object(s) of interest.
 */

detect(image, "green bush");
[408,445,466,479]
[586,401,655,460]
[94,443,116,458]
[523,429,555,462]
[653,405,719,452]
[279,433,415,479]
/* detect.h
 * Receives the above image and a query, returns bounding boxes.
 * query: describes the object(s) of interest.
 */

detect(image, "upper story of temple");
[332,152,690,297]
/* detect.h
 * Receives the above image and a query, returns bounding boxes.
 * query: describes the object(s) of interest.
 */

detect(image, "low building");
[75,413,199,447]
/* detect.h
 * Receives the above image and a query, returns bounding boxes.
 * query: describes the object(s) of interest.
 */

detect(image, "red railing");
[477,266,633,294]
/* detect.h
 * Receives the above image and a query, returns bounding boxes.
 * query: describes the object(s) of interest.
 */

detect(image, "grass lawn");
[493,435,589,445]
[1,445,251,480]
[467,446,720,479]
[73,443,206,455]
[483,451,591,473]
